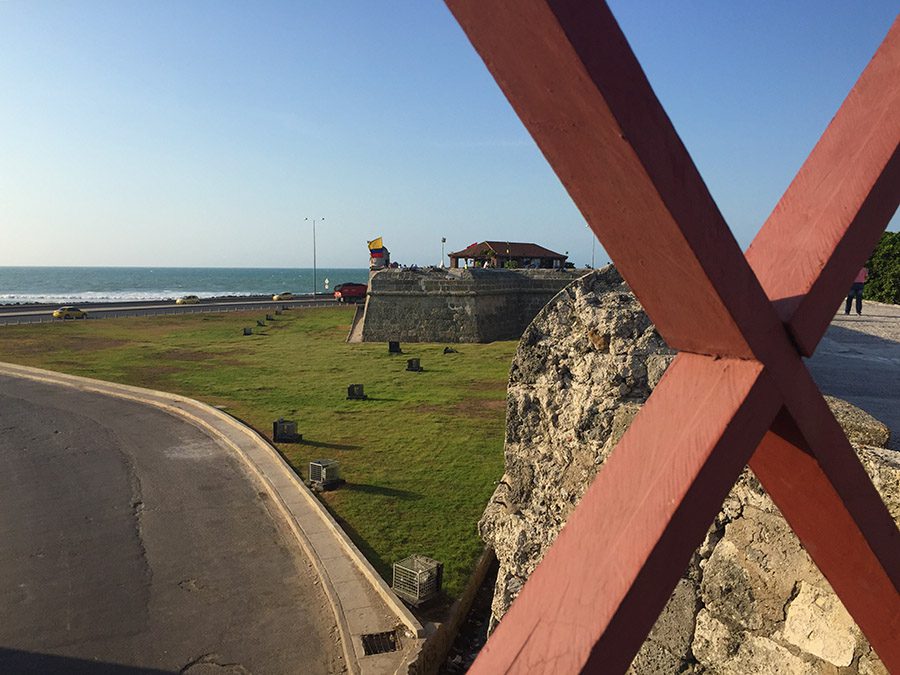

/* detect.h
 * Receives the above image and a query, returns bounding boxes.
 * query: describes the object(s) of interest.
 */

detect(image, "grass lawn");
[0,307,516,597]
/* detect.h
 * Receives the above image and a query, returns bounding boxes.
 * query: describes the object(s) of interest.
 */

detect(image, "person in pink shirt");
[845,267,868,315]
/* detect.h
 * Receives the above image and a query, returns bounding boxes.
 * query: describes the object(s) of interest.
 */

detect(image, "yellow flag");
[368,237,383,250]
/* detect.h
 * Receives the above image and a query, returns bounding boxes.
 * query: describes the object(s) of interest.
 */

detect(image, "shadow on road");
[0,648,171,674]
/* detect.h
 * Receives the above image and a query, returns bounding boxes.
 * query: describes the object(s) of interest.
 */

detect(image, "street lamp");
[305,217,324,297]
[588,224,596,268]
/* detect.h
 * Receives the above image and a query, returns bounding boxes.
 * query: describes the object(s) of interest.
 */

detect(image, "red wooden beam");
[444,0,768,360]
[471,354,779,673]
[750,410,900,656]
[745,16,900,356]
[444,1,900,672]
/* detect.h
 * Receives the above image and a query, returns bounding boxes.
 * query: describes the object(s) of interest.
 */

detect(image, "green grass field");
[0,307,516,597]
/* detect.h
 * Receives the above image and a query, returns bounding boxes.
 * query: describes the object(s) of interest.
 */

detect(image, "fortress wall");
[359,268,582,343]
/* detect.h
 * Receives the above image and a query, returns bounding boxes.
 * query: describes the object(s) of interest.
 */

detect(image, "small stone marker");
[272,418,301,443]
[443,346,457,354]
[256,320,266,327]
[347,384,367,400]
[406,358,422,372]
[266,314,275,321]
[243,327,253,336]
[389,341,402,354]
[275,309,283,315]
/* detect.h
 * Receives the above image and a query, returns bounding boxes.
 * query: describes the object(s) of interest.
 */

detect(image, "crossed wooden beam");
[445,2,900,672]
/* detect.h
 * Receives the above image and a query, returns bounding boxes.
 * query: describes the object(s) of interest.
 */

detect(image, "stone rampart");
[359,267,581,343]
[480,266,896,673]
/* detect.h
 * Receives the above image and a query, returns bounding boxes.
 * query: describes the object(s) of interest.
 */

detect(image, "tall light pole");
[588,224,596,268]
[305,217,324,297]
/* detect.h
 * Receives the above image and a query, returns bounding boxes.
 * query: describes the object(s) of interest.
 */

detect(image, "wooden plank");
[445,0,781,360]
[750,410,900,671]
[469,354,779,674]
[745,17,900,355]
[775,369,900,585]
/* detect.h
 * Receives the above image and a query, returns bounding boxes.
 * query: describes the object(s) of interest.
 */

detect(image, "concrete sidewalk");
[0,362,424,675]
[808,301,900,450]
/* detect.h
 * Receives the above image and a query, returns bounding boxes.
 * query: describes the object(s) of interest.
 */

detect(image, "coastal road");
[807,301,900,451]
[0,375,343,674]
[0,296,340,326]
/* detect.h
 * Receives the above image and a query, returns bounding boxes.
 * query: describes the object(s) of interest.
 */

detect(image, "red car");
[333,282,367,303]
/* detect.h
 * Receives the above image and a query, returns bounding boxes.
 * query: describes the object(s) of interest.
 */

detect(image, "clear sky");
[1,2,897,269]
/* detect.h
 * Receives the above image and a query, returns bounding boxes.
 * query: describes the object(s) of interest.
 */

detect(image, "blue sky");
[1,2,897,268]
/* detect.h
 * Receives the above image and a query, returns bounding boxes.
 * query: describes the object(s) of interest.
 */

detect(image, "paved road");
[807,301,900,451]
[0,376,343,674]
[0,297,338,326]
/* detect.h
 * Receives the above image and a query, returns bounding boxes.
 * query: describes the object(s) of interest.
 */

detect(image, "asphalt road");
[807,302,900,451]
[0,376,343,674]
[0,297,338,326]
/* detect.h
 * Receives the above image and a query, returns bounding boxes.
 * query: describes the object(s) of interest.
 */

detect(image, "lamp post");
[305,217,324,297]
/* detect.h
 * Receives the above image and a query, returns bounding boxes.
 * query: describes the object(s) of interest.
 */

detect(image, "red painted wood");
[469,355,778,674]
[750,410,900,671]
[745,16,900,356]
[777,367,900,587]
[445,1,900,671]
[445,0,770,360]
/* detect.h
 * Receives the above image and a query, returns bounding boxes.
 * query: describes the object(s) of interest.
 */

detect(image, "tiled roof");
[448,241,566,259]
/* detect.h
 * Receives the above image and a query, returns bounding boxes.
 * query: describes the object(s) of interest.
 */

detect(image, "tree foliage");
[864,231,900,304]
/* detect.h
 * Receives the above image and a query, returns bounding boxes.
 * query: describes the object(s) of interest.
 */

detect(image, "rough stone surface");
[783,581,857,666]
[479,266,674,631]
[482,266,898,673]
[359,267,580,343]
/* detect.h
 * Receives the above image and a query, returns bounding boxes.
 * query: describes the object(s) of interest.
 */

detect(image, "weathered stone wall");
[359,267,581,343]
[481,266,896,673]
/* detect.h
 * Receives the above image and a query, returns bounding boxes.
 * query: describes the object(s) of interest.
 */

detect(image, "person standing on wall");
[845,266,868,315]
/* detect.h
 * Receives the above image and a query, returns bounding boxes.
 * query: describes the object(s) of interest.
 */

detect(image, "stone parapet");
[359,267,582,343]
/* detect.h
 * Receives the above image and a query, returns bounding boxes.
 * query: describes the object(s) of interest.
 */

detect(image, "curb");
[0,362,424,673]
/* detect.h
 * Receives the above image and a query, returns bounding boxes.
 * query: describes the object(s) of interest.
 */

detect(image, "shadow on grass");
[300,438,362,451]
[326,508,391,579]
[343,482,423,501]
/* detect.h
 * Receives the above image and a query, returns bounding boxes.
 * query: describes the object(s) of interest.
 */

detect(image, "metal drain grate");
[361,631,399,656]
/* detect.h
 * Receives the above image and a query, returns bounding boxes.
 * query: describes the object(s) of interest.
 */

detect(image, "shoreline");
[0,293,331,311]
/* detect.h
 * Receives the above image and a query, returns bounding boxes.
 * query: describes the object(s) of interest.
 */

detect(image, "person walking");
[845,266,868,315]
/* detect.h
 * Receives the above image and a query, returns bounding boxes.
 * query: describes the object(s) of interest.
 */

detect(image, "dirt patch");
[472,380,508,394]
[156,348,218,362]
[3,335,130,355]
[121,364,186,388]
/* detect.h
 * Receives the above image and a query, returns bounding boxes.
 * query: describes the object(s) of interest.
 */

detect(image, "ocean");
[0,267,369,305]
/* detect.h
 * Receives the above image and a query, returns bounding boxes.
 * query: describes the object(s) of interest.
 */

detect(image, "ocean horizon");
[0,266,369,305]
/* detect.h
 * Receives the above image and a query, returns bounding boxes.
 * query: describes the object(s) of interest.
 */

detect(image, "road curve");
[0,375,343,674]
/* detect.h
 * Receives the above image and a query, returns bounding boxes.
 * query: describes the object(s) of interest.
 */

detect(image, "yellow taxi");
[53,306,87,319]
[272,292,294,301]
[176,295,200,305]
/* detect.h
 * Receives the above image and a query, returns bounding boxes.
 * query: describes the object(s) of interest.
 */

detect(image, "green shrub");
[865,232,900,305]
